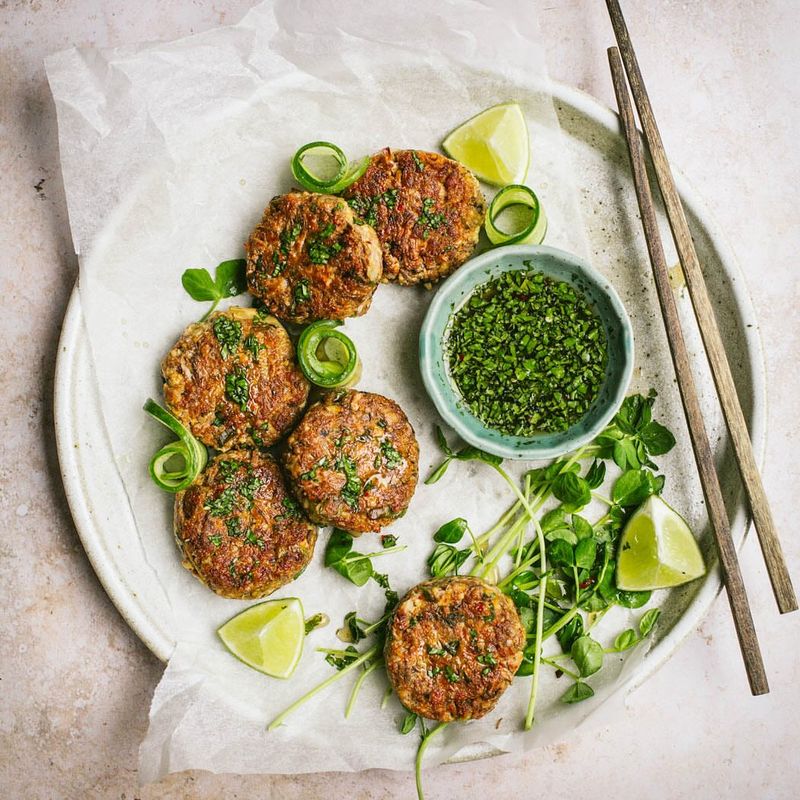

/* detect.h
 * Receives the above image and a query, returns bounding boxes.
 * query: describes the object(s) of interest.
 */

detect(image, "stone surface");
[1,1,798,798]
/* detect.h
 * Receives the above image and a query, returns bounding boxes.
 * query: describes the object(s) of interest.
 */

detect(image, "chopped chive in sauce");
[446,268,608,435]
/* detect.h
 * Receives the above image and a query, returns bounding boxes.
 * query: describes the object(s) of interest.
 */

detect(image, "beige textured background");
[1,1,798,798]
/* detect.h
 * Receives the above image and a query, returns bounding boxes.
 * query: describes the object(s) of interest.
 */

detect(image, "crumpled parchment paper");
[46,0,650,782]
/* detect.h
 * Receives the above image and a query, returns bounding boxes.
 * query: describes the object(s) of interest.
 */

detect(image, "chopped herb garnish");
[208,534,222,547]
[225,366,249,412]
[411,151,425,172]
[225,517,245,538]
[336,454,363,509]
[213,316,242,359]
[280,220,303,254]
[278,495,302,519]
[477,652,497,667]
[243,334,264,362]
[238,473,263,508]
[444,640,460,656]
[218,459,243,483]
[447,268,608,435]
[418,197,445,238]
[347,189,398,226]
[379,438,403,469]
[205,487,237,517]
[381,534,398,549]
[293,279,310,304]
[300,457,329,482]
[427,645,446,656]
[444,665,461,683]
[271,251,286,277]
[307,222,343,264]
[244,529,265,549]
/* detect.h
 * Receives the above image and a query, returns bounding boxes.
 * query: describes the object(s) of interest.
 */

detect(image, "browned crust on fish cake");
[384,576,525,721]
[342,149,485,286]
[161,307,309,451]
[281,389,419,534]
[174,450,317,599]
[245,192,382,323]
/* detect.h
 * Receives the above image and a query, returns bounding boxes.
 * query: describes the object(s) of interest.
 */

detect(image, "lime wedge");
[442,102,530,186]
[218,597,305,678]
[616,496,706,590]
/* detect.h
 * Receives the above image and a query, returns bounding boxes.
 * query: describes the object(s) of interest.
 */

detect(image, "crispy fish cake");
[342,149,485,286]
[281,389,419,534]
[384,576,525,721]
[174,450,317,599]
[245,192,383,323]
[161,307,309,451]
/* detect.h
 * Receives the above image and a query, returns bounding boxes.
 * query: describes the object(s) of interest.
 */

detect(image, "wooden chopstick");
[607,47,768,695]
[605,0,797,615]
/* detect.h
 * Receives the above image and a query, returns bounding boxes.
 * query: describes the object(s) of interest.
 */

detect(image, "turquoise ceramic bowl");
[419,244,634,461]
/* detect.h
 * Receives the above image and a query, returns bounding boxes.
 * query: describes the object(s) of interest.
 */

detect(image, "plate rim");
[53,77,768,709]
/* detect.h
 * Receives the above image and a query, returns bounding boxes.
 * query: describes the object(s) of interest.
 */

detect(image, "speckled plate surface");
[54,79,766,760]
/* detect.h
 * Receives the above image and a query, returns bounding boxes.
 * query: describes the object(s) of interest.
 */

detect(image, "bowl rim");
[418,243,635,461]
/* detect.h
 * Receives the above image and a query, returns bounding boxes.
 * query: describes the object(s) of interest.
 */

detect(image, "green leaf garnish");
[181,259,247,321]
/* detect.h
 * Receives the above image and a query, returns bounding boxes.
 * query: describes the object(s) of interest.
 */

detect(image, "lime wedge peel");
[218,597,305,679]
[616,495,706,591]
[442,101,530,187]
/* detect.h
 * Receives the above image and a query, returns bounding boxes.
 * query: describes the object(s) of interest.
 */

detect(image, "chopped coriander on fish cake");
[245,192,382,324]
[342,149,485,286]
[282,389,420,535]
[174,450,317,600]
[384,576,525,721]
[446,269,608,435]
[161,307,309,450]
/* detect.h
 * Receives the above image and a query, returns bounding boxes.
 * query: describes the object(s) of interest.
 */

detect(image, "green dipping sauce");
[446,269,608,435]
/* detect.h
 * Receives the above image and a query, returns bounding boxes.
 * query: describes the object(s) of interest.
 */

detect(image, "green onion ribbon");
[290,141,369,194]
[297,320,361,388]
[143,398,208,492]
[484,184,547,246]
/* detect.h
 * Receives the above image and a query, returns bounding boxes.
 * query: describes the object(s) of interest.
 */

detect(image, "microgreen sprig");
[181,258,247,321]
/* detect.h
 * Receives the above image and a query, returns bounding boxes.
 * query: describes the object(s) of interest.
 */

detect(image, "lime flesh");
[442,102,530,186]
[217,597,305,678]
[616,495,706,591]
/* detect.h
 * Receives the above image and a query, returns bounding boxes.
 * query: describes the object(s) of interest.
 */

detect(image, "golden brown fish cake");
[342,149,486,286]
[161,307,309,451]
[174,450,317,600]
[245,192,382,324]
[281,389,419,534]
[384,576,525,721]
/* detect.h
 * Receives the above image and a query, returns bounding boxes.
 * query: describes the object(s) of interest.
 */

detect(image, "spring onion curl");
[143,398,208,492]
[297,320,361,388]
[484,183,547,246]
[290,141,370,194]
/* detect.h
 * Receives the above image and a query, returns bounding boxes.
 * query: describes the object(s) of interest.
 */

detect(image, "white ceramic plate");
[54,79,766,744]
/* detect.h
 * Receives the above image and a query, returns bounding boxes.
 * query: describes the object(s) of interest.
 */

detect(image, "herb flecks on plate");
[447,268,608,435]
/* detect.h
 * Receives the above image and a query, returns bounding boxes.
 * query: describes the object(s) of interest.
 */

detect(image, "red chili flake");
[579,577,595,590]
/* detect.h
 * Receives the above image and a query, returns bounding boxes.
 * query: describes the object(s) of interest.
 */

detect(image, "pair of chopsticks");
[604,0,796,695]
